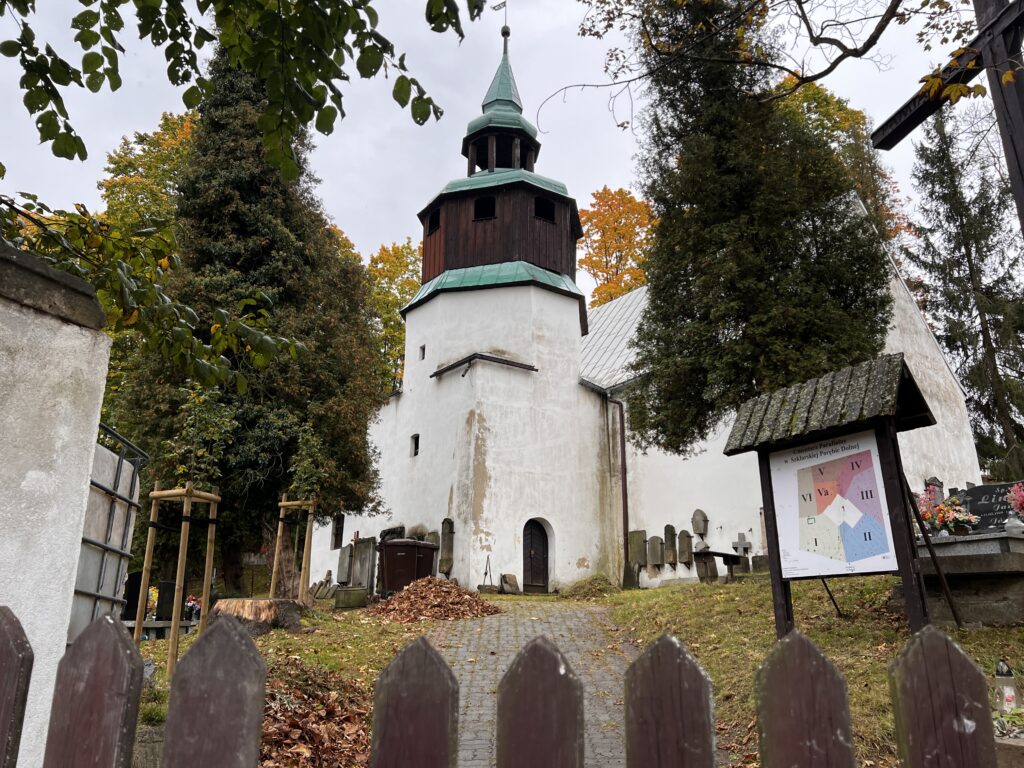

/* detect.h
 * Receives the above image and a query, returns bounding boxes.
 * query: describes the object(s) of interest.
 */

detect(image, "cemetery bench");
[123,619,199,641]
[692,549,746,583]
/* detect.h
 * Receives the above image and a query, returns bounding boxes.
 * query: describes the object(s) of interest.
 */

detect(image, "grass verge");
[605,576,1024,767]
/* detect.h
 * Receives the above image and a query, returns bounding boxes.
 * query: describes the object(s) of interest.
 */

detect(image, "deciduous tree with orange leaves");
[578,186,655,307]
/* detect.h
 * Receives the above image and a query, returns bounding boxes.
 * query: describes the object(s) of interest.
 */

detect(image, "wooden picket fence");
[0,604,1000,767]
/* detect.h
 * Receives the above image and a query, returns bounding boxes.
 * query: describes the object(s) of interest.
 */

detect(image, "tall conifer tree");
[626,0,894,454]
[111,49,385,588]
[905,110,1024,480]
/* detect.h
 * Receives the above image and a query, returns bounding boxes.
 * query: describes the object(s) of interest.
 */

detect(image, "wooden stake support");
[132,481,221,680]
[268,496,318,604]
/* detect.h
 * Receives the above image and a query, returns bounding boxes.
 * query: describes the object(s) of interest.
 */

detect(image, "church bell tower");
[417,26,584,285]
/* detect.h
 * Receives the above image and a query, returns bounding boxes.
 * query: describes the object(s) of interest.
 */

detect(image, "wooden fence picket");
[370,636,459,768]
[496,636,583,768]
[0,607,32,768]
[625,634,715,767]
[889,625,997,768]
[755,630,855,768]
[41,615,143,768]
[162,616,266,768]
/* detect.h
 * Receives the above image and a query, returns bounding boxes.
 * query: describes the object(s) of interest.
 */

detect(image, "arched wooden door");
[522,520,548,594]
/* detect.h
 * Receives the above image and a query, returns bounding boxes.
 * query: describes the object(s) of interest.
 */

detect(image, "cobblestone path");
[428,599,636,768]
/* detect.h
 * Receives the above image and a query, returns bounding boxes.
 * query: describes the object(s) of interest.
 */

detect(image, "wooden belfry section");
[269,495,317,604]
[134,481,220,677]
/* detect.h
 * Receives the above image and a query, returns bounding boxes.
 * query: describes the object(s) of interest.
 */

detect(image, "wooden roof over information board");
[723,353,934,456]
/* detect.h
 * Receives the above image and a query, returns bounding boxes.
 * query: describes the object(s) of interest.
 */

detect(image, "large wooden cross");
[871,0,1024,229]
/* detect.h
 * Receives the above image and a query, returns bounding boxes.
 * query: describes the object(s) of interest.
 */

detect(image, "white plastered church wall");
[883,271,982,490]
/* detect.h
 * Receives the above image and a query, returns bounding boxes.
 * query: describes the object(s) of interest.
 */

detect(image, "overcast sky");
[1,2,952,279]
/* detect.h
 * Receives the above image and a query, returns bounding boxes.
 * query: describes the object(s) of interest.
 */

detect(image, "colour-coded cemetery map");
[797,449,888,563]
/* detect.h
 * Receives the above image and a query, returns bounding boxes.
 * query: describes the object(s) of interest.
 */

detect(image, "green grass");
[605,576,1024,767]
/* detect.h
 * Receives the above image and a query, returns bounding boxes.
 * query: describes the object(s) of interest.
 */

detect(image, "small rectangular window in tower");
[419,344,426,360]
[534,197,556,223]
[473,196,496,221]
[331,514,346,550]
[411,433,420,457]
[427,208,441,235]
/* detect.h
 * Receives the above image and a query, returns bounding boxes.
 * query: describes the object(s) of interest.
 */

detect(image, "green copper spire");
[481,26,522,113]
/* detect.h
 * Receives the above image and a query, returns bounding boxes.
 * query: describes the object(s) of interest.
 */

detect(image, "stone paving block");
[428,600,635,767]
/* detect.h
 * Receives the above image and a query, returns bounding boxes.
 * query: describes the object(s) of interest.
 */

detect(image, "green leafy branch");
[0,194,299,393]
[0,0,485,180]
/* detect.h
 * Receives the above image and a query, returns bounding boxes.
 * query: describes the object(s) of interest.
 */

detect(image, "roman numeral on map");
[860,490,874,500]
[864,532,873,541]
[850,460,862,470]
[801,493,813,502]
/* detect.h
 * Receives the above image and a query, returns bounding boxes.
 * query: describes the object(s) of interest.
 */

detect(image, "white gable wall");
[884,272,982,490]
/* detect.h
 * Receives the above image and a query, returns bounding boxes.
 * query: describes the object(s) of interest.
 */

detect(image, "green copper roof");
[441,168,568,197]
[482,49,522,113]
[466,108,538,139]
[402,262,588,333]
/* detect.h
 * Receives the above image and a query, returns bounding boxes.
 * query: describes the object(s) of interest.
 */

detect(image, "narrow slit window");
[473,196,496,220]
[427,208,441,234]
[331,514,346,550]
[534,197,556,223]
[411,433,420,457]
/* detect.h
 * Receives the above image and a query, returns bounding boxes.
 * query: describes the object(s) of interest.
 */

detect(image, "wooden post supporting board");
[269,495,288,599]
[758,453,794,638]
[298,502,317,605]
[272,496,318,603]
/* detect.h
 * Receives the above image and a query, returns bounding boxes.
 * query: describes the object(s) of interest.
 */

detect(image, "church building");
[310,30,982,592]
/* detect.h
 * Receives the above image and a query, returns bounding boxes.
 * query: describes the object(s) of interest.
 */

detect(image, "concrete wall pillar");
[0,244,111,767]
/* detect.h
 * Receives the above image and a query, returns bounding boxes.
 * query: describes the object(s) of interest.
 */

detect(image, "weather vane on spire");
[492,1,510,52]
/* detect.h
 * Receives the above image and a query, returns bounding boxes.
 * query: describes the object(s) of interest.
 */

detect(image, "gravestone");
[380,525,405,543]
[500,573,522,595]
[439,518,455,576]
[337,544,352,585]
[694,554,718,583]
[156,580,184,621]
[350,537,377,592]
[924,476,944,496]
[692,509,709,537]
[678,530,693,567]
[628,530,647,566]
[121,571,142,621]
[425,531,441,575]
[647,536,665,566]
[732,533,752,573]
[961,482,1019,533]
[664,525,677,566]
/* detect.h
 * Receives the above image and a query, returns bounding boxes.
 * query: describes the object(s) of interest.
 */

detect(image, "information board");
[769,430,899,579]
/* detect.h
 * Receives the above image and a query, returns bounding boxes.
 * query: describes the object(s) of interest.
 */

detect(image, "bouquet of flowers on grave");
[916,485,979,534]
[146,586,159,618]
[1007,483,1024,520]
[185,594,202,620]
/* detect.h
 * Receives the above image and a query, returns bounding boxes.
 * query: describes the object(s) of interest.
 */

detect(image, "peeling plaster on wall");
[576,557,590,569]
[468,408,493,548]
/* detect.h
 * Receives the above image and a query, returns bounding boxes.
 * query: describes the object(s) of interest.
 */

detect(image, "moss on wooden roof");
[723,353,935,456]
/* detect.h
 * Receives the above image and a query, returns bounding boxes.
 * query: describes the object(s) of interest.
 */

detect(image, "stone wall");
[0,245,111,767]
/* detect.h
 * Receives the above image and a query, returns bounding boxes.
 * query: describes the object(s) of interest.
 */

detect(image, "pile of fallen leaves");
[368,577,502,623]
[261,654,371,766]
[558,574,621,601]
